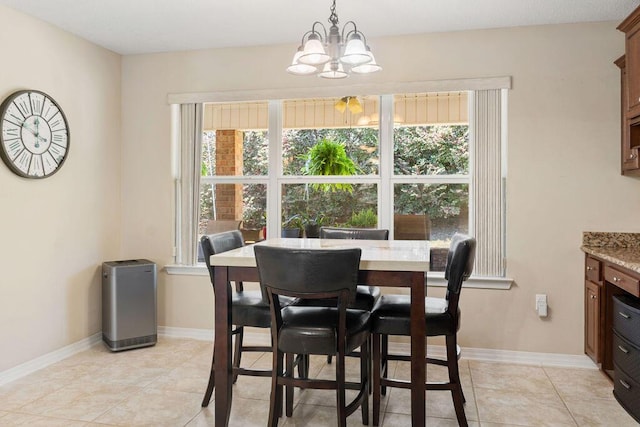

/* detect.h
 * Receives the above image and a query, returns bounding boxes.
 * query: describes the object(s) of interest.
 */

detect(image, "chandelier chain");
[328,0,339,26]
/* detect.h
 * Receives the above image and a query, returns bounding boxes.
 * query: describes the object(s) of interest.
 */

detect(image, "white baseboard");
[158,326,272,345]
[158,326,597,369]
[0,327,598,387]
[158,325,216,341]
[0,332,103,386]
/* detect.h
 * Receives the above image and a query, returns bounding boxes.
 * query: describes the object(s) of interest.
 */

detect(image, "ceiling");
[0,0,638,55]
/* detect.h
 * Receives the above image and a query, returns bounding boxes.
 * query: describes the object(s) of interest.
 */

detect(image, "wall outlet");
[536,294,548,317]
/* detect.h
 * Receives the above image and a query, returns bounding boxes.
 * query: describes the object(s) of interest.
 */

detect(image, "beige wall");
[122,21,639,356]
[0,6,121,371]
[1,8,635,372]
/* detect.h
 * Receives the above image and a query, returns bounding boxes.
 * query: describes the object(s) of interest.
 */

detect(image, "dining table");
[209,237,430,427]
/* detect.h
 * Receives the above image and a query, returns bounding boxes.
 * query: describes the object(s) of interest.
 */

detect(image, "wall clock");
[0,90,70,178]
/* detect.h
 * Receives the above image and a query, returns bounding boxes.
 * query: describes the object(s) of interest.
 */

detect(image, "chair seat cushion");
[354,285,381,310]
[371,295,459,337]
[232,291,296,328]
[294,285,381,311]
[278,306,371,355]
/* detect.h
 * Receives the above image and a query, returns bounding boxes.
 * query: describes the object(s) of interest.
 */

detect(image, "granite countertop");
[581,232,640,274]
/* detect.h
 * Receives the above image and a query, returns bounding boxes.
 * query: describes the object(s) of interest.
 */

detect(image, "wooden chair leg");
[336,350,347,427]
[269,348,283,427]
[232,327,244,384]
[296,354,309,379]
[286,353,294,417]
[304,354,310,378]
[373,333,381,426]
[201,344,215,407]
[446,335,468,427]
[360,338,369,426]
[381,334,388,396]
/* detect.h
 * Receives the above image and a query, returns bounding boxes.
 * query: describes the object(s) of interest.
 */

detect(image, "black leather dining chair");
[319,226,388,311]
[200,230,296,407]
[318,226,389,366]
[370,233,476,426]
[254,246,370,427]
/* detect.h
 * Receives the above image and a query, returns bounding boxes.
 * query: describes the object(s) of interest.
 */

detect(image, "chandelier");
[287,0,381,79]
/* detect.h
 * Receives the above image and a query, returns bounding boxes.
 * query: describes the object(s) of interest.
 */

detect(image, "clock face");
[0,90,70,178]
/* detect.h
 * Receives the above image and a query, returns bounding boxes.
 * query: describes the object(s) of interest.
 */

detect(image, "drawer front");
[605,265,640,296]
[614,295,640,344]
[614,364,640,422]
[585,256,601,283]
[614,332,640,379]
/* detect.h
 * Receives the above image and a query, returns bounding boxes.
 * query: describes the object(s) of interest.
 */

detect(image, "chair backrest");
[254,246,361,300]
[200,230,245,284]
[443,233,476,307]
[319,226,389,240]
[393,214,430,240]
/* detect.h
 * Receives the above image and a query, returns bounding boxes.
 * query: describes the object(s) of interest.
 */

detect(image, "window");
[173,83,507,279]
[392,93,470,247]
[198,102,269,250]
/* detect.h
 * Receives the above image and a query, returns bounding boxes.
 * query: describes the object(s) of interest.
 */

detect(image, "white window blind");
[470,90,505,276]
[176,103,203,265]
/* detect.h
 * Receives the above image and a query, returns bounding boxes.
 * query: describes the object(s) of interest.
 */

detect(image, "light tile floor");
[0,337,636,426]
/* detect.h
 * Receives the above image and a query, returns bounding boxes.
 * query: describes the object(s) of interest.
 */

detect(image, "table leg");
[410,271,426,427]
[214,266,233,426]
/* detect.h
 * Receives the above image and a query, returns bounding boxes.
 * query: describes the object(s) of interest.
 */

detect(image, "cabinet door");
[618,58,640,173]
[627,27,640,116]
[586,280,601,363]
[585,256,602,284]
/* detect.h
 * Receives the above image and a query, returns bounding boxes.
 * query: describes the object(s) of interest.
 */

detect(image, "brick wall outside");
[215,130,243,221]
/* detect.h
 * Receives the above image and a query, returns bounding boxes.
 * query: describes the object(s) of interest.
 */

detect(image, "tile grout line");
[541,366,580,427]
[466,360,483,426]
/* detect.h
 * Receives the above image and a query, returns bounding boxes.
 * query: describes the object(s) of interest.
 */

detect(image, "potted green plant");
[304,138,357,192]
[281,214,303,238]
[345,208,378,228]
[302,213,326,238]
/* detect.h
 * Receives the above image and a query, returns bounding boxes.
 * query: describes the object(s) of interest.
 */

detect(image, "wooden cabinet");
[585,256,603,363]
[617,6,640,176]
[615,56,640,174]
[605,264,640,296]
[584,251,640,421]
[619,7,640,116]
[585,280,601,362]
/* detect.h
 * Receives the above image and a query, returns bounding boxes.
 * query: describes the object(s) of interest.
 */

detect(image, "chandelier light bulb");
[341,34,370,65]
[318,61,348,79]
[351,50,382,74]
[287,49,318,75]
[298,34,330,65]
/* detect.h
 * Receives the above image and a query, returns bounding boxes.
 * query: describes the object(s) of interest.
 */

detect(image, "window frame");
[168,78,511,287]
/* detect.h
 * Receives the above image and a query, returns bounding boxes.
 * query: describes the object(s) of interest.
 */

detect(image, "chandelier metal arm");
[309,21,328,42]
[341,21,359,41]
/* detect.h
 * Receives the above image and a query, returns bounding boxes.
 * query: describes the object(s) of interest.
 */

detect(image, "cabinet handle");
[590,294,597,299]
[630,154,638,160]
[619,311,631,319]
[619,345,630,354]
[613,276,622,283]
[586,266,593,271]
[620,379,632,390]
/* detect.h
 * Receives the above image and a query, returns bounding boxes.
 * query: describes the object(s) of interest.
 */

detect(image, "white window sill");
[164,264,513,290]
